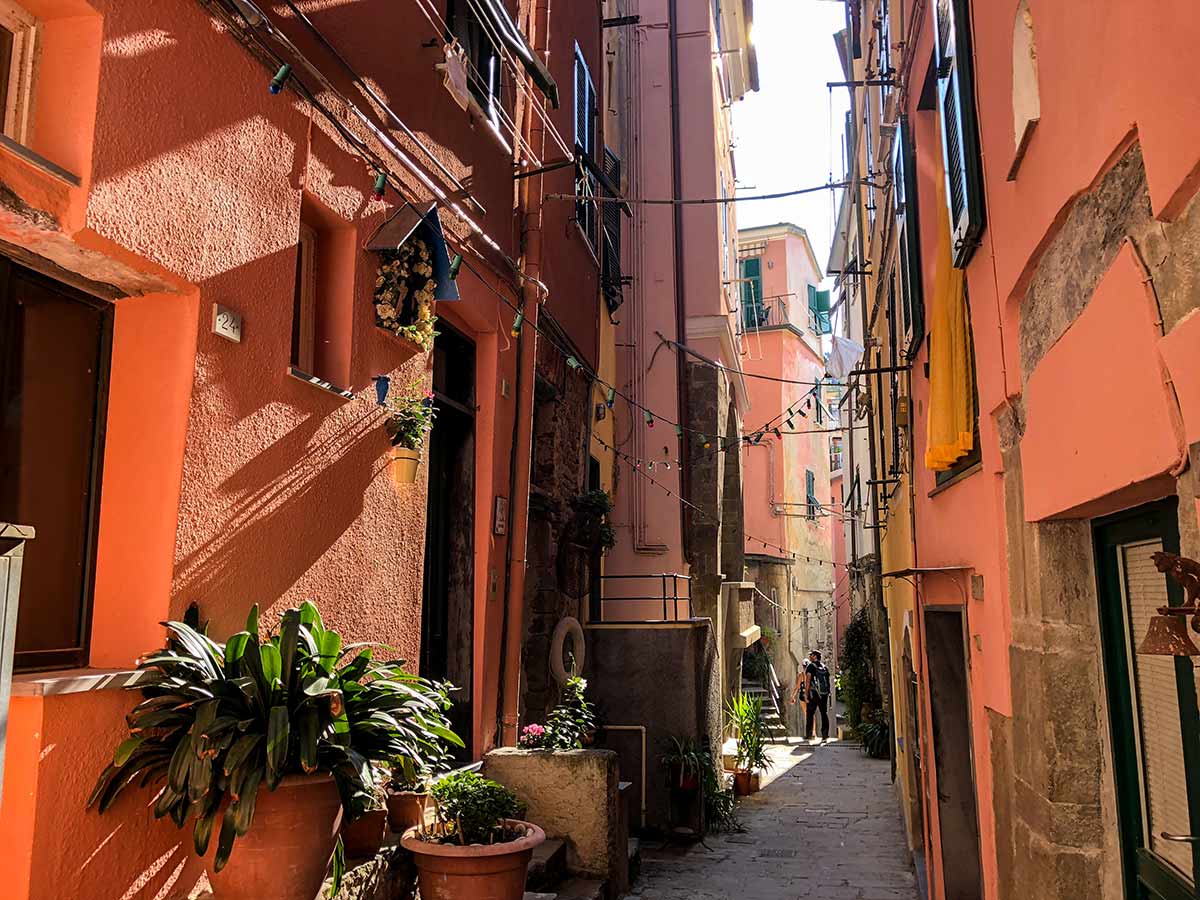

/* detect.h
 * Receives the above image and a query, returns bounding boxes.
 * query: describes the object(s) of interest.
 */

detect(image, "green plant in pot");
[87,602,462,900]
[385,379,437,485]
[661,736,705,792]
[400,771,545,900]
[341,764,389,861]
[726,692,772,795]
[386,746,451,835]
[547,675,597,749]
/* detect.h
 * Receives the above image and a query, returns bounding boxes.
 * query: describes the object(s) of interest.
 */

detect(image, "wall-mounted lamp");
[1140,551,1200,656]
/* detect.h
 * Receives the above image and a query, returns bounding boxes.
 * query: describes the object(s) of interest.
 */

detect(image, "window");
[893,115,925,357]
[830,436,844,473]
[808,284,831,335]
[0,1,36,145]
[291,197,355,388]
[815,378,824,425]
[292,221,317,374]
[448,0,502,126]
[876,0,892,104]
[1,258,111,671]
[574,44,599,250]
[1008,0,1040,180]
[600,147,624,313]
[805,469,819,519]
[933,288,981,487]
[935,0,986,267]
[740,257,765,329]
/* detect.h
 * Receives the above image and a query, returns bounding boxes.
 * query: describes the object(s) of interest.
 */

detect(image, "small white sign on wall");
[212,304,243,343]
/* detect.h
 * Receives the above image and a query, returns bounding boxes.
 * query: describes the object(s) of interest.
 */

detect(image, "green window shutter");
[574,45,598,250]
[741,257,763,329]
[935,0,986,268]
[894,114,925,357]
[806,469,817,518]
[601,148,623,313]
[807,285,832,335]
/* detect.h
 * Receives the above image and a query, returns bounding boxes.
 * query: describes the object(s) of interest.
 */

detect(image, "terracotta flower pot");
[341,807,387,860]
[207,774,341,900]
[386,789,427,833]
[733,770,753,796]
[669,765,699,792]
[401,821,546,900]
[390,448,421,485]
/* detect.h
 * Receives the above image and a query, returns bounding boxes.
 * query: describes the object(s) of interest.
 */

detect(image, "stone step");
[526,838,567,892]
[555,877,607,900]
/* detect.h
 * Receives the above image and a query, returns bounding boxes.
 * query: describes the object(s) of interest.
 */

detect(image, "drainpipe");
[497,0,552,749]
[668,0,691,559]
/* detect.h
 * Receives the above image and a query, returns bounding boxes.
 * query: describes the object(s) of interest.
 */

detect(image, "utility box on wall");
[0,523,33,807]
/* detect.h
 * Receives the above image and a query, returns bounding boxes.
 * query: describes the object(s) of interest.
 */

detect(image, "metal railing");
[741,295,788,331]
[591,573,692,623]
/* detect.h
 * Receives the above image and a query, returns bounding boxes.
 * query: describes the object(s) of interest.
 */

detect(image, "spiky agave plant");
[88,602,462,879]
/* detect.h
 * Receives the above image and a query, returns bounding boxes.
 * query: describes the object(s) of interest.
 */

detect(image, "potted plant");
[565,490,617,555]
[726,692,772,795]
[88,602,462,900]
[400,771,546,900]
[374,241,439,351]
[547,675,597,749]
[385,379,437,485]
[517,723,552,749]
[661,736,704,792]
[341,766,389,861]
[386,749,450,834]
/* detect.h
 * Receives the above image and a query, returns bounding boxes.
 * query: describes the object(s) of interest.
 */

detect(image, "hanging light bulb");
[510,310,524,337]
[373,375,390,406]
[647,461,656,471]
[675,424,684,438]
[702,434,711,449]
[566,356,581,370]
[773,427,782,438]
[449,254,463,280]
[372,172,388,201]
[606,388,616,409]
[269,64,292,94]
[644,409,655,428]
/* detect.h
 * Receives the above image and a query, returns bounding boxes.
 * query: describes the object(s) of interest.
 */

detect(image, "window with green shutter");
[601,147,624,313]
[740,257,764,329]
[893,114,925,357]
[935,0,986,268]
[807,284,831,335]
[805,468,819,519]
[574,44,598,250]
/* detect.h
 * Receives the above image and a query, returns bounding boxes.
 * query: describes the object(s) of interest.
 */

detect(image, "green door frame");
[1094,497,1200,900]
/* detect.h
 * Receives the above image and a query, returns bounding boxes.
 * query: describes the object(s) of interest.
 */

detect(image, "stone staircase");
[741,679,789,742]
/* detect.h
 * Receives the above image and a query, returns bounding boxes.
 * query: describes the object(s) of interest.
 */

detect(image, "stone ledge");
[11,668,145,697]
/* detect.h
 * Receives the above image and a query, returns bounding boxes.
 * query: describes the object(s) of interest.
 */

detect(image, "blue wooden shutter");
[893,115,925,356]
[935,0,986,268]
[601,148,624,312]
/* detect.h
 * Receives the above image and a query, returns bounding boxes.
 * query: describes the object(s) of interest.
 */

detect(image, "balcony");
[589,573,692,624]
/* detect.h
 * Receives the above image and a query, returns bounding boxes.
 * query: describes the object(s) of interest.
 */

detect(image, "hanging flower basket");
[384,379,437,487]
[390,448,422,485]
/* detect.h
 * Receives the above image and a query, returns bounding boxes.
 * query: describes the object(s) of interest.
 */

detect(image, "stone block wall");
[482,748,621,884]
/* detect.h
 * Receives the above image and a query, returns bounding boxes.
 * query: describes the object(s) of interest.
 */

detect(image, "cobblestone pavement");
[629,740,919,900]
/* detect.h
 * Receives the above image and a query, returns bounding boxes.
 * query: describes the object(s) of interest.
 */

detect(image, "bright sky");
[732,0,851,275]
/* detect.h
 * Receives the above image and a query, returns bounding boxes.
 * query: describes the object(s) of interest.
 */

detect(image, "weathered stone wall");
[994,142,1200,900]
[520,322,596,725]
[684,362,735,618]
[482,748,621,883]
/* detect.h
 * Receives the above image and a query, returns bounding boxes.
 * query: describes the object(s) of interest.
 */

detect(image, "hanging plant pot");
[390,448,422,485]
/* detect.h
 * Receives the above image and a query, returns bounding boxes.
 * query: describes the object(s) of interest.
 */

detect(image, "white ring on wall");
[549,616,586,686]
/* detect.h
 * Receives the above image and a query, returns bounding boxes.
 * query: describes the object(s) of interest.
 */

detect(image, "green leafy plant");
[660,736,705,788]
[859,708,891,760]
[741,646,771,683]
[839,607,882,732]
[569,490,616,554]
[702,754,741,834]
[87,602,462,882]
[423,771,526,845]
[385,379,438,450]
[547,676,597,750]
[725,692,771,774]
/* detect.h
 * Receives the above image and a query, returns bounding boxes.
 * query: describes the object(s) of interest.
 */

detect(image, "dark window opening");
[1,258,111,671]
[574,44,599,250]
[448,0,502,125]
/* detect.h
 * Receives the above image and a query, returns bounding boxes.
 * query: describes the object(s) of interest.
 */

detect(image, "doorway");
[1095,497,1200,899]
[924,608,983,900]
[421,323,475,758]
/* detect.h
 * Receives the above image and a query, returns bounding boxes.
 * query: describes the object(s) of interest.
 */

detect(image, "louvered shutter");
[893,115,925,357]
[740,258,763,329]
[877,0,892,102]
[574,52,589,152]
[573,46,598,249]
[806,469,817,518]
[935,0,985,268]
[601,148,624,312]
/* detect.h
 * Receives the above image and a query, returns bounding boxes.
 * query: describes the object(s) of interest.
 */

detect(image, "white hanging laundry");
[826,334,865,379]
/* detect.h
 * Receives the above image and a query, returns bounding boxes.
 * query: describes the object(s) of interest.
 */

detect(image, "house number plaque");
[212,304,243,343]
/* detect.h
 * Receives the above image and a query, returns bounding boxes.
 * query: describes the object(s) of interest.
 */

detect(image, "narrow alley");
[631,743,917,900]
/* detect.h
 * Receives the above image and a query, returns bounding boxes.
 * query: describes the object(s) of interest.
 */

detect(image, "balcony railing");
[741,296,788,331]
[590,573,692,624]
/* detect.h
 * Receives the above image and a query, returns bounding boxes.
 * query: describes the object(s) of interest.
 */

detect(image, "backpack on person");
[809,662,831,700]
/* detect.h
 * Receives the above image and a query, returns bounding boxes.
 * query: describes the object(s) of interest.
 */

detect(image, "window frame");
[805,468,819,520]
[893,114,925,358]
[1,257,112,672]
[0,0,37,146]
[291,220,318,375]
[447,0,503,128]
[739,256,765,329]
[574,43,599,251]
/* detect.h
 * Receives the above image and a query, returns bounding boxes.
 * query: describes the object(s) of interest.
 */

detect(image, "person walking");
[790,650,831,741]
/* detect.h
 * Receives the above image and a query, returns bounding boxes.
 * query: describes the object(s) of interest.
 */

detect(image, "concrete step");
[526,838,567,892]
[555,878,607,900]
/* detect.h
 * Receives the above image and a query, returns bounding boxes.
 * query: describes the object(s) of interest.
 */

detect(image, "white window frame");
[0,0,38,145]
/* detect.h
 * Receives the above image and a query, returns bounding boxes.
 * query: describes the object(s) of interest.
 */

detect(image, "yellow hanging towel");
[924,173,976,471]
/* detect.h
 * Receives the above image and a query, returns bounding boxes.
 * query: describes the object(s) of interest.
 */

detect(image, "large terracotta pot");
[341,807,387,860]
[208,774,341,900]
[390,448,421,485]
[401,821,546,900]
[733,770,753,796]
[386,789,427,833]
